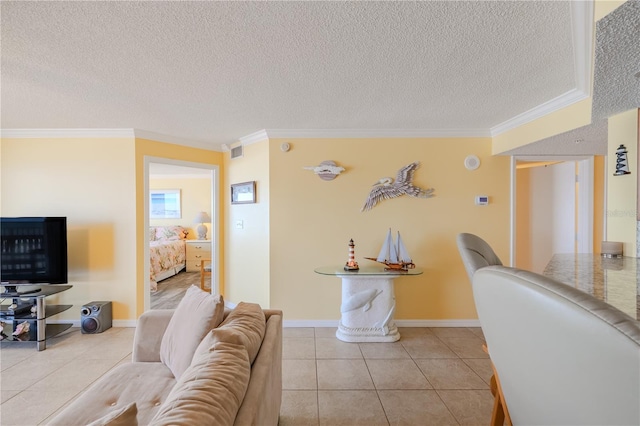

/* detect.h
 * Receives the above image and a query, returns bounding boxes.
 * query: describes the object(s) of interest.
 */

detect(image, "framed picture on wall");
[150,189,181,218]
[231,181,256,204]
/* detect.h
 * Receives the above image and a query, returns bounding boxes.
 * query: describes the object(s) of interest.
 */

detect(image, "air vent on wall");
[230,145,243,159]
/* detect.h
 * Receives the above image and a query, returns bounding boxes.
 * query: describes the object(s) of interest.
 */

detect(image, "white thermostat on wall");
[475,195,489,205]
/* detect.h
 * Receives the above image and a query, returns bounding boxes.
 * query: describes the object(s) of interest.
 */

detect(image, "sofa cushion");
[48,363,176,426]
[217,302,266,364]
[87,402,138,426]
[160,286,224,379]
[150,335,251,426]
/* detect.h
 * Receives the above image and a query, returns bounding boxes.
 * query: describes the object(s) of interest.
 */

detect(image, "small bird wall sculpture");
[361,161,435,211]
[303,160,345,181]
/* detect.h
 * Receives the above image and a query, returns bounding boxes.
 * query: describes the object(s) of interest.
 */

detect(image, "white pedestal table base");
[336,275,400,343]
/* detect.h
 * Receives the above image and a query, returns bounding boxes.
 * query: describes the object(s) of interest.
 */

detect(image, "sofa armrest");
[132,309,174,362]
[234,310,283,426]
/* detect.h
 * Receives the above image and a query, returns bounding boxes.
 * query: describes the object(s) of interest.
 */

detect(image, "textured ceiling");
[0,1,636,154]
[592,0,640,121]
[513,0,639,157]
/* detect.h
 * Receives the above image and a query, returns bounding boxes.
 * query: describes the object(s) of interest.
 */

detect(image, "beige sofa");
[49,290,282,426]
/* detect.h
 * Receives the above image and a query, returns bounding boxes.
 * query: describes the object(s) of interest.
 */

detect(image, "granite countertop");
[543,254,640,320]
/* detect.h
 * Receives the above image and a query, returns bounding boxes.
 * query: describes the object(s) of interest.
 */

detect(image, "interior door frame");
[143,156,219,311]
[511,155,594,267]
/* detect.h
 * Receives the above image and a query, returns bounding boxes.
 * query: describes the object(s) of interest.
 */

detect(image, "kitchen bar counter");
[543,254,640,320]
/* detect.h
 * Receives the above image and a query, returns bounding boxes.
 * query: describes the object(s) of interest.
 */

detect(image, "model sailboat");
[365,229,416,271]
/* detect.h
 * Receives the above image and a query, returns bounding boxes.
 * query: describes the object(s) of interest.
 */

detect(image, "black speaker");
[81,301,112,334]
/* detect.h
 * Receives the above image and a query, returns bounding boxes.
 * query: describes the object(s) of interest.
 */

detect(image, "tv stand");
[0,285,73,350]
[1,285,42,297]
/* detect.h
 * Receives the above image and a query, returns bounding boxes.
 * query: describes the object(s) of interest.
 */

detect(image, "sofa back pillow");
[160,286,224,379]
[216,302,266,364]
[150,332,251,426]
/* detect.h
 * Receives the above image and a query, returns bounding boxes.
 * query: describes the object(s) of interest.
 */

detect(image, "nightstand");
[185,240,211,272]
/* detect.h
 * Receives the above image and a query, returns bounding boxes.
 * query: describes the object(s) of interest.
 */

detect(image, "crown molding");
[239,129,269,146]
[0,128,135,138]
[572,0,594,95]
[490,89,589,137]
[238,128,491,142]
[0,128,223,151]
[490,2,593,137]
[265,128,492,138]
[133,129,221,151]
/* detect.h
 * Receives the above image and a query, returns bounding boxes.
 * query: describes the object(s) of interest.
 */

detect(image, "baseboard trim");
[283,319,481,328]
[396,319,481,327]
[113,320,137,327]
[46,318,481,329]
[284,320,339,328]
[46,320,137,328]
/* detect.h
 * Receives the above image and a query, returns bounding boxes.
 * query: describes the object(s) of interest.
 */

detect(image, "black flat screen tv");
[1,217,68,294]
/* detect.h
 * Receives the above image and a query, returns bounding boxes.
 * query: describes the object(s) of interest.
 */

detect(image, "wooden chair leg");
[496,373,512,425]
[484,345,512,426]
[490,374,505,426]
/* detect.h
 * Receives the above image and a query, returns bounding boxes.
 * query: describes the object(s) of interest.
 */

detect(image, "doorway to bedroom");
[144,158,219,311]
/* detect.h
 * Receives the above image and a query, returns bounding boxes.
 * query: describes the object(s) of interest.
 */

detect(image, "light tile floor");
[280,327,493,426]
[1,326,493,425]
[1,327,135,426]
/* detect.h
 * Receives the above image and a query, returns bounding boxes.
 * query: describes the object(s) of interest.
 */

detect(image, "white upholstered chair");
[456,232,503,281]
[456,233,510,425]
[473,266,640,426]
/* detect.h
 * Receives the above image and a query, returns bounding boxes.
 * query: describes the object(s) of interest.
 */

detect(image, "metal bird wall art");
[361,162,435,212]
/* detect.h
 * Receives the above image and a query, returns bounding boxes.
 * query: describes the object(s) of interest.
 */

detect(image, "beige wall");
[1,136,224,321]
[593,155,605,253]
[223,142,270,307]
[266,137,511,321]
[606,109,638,256]
[515,167,532,270]
[595,0,626,20]
[1,137,137,321]
[149,177,212,239]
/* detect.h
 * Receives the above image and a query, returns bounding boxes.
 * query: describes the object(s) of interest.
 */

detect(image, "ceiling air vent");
[230,145,243,159]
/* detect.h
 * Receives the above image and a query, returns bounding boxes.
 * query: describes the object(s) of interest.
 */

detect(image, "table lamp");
[194,211,211,240]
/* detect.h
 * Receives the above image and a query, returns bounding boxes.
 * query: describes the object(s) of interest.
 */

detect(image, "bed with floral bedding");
[150,226,187,292]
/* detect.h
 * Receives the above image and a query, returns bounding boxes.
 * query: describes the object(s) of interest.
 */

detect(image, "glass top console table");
[315,265,423,342]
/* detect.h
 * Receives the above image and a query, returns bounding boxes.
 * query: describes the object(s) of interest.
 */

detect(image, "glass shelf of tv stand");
[1,284,73,350]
